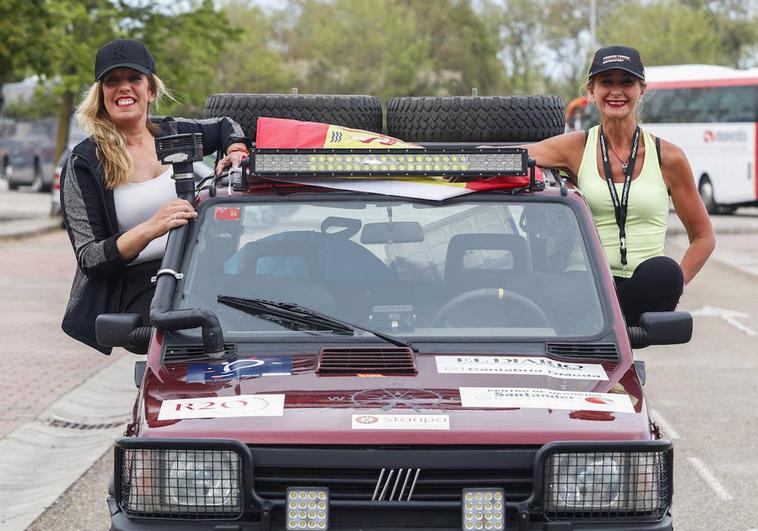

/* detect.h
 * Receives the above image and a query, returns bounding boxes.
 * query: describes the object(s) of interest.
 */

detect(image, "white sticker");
[352,414,450,430]
[436,356,608,381]
[459,387,634,413]
[158,394,285,420]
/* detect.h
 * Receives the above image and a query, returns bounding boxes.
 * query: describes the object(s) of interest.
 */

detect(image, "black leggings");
[614,256,684,326]
[119,259,161,354]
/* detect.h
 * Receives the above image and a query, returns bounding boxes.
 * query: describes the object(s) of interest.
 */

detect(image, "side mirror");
[628,311,693,349]
[96,313,151,349]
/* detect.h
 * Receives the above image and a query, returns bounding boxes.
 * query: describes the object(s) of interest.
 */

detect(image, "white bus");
[643,65,758,214]
[565,64,758,214]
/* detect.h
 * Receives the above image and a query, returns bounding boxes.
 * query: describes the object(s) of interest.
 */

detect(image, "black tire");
[386,95,565,142]
[204,94,384,139]
[8,176,18,190]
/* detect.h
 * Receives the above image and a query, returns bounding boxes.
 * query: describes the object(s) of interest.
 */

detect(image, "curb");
[0,217,63,241]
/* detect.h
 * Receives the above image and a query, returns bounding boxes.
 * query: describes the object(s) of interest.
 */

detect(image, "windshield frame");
[167,191,617,348]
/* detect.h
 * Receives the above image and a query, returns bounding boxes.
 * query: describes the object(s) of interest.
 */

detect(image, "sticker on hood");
[187,356,292,383]
[459,387,634,413]
[436,356,608,380]
[158,394,285,420]
[352,414,450,430]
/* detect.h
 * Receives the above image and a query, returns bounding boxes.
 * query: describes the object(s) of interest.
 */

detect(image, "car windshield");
[175,197,605,340]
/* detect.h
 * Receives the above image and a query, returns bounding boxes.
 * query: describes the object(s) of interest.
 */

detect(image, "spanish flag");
[256,117,541,200]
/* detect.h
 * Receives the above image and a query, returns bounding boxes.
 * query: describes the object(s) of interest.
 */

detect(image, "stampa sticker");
[436,356,608,381]
[158,394,285,420]
[459,387,634,413]
[352,414,450,430]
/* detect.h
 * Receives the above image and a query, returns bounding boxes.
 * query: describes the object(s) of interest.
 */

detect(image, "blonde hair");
[75,74,172,189]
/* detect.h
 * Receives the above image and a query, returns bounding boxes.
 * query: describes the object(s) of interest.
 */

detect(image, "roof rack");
[237,147,539,192]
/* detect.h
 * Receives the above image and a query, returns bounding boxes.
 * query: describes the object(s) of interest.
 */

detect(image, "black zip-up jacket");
[60,116,245,354]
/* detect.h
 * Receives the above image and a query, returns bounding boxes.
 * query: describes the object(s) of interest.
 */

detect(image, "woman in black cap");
[60,38,249,353]
[528,45,715,326]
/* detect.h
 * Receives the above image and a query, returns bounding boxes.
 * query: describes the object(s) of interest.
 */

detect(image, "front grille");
[546,343,618,361]
[254,466,532,503]
[250,447,535,504]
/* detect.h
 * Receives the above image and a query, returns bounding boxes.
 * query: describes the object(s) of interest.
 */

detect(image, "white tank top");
[113,166,175,265]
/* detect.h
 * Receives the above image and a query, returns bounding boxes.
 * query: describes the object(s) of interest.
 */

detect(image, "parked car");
[96,95,689,531]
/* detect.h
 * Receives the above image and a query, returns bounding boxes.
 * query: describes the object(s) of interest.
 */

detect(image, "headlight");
[120,448,243,518]
[544,449,671,519]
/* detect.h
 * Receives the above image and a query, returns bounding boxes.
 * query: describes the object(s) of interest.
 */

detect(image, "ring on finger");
[173,213,178,221]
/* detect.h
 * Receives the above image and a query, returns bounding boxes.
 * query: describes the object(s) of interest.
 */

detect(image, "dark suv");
[97,94,690,531]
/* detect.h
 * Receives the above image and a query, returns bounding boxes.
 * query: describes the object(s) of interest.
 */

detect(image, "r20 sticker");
[158,394,285,420]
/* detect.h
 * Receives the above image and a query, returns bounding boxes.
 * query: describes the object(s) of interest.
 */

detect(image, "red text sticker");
[215,207,241,221]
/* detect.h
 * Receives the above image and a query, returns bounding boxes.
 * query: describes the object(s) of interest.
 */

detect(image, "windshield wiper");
[217,295,418,352]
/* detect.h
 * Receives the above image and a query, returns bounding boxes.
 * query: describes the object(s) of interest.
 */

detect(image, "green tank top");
[577,126,669,278]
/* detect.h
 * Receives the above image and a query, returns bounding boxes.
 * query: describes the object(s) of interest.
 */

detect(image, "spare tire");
[386,95,565,142]
[204,94,384,139]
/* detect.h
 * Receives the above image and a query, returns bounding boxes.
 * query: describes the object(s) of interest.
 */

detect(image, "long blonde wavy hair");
[75,74,172,189]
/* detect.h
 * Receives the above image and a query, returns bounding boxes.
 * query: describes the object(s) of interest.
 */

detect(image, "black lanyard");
[598,125,640,268]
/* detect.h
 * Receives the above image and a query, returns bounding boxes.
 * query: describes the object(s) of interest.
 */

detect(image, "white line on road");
[650,409,680,439]
[687,457,733,502]
[691,305,757,336]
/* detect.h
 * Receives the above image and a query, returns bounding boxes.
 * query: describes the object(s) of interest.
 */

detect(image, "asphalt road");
[2,186,757,530]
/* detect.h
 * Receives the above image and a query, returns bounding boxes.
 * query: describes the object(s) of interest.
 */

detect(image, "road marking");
[692,305,757,336]
[687,457,733,502]
[650,409,680,439]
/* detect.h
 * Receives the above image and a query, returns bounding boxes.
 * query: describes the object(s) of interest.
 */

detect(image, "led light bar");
[248,148,528,182]
[286,487,329,530]
[462,488,505,530]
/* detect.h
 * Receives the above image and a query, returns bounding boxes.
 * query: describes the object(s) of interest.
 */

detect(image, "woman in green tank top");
[528,45,715,325]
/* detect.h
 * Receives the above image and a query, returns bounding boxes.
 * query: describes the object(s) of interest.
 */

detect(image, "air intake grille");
[317,347,417,375]
[546,343,618,361]
[164,343,236,362]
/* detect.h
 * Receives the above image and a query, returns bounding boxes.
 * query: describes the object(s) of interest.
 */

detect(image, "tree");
[282,0,433,101]
[0,0,53,86]
[213,1,297,96]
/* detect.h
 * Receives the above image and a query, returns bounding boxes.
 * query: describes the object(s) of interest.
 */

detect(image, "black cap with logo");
[588,45,645,81]
[95,38,156,82]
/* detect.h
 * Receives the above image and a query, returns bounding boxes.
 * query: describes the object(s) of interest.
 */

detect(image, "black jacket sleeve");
[172,116,247,156]
[60,153,128,279]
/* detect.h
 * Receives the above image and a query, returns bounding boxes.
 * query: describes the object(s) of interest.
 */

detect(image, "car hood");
[138,351,648,445]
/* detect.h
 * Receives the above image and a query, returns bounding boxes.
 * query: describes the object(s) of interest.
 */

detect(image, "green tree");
[405,0,507,95]
[214,1,297,95]
[282,0,433,100]
[0,0,53,87]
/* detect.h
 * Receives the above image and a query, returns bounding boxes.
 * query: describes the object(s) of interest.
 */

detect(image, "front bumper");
[110,438,673,531]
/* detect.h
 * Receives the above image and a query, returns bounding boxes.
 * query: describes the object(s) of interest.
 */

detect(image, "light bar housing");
[242,147,529,185]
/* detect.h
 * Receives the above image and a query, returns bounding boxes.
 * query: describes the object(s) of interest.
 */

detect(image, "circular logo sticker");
[355,415,379,424]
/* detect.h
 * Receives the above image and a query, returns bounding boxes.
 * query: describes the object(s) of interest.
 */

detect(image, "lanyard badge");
[598,126,640,272]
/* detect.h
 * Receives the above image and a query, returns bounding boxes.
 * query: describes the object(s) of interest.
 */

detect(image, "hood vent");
[317,347,417,375]
[164,343,236,362]
[546,343,618,361]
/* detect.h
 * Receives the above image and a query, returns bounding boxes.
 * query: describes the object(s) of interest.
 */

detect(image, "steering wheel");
[432,288,550,328]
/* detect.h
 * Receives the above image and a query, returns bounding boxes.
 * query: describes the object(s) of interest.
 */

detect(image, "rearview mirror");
[360,221,424,244]
[96,313,151,349]
[628,311,692,349]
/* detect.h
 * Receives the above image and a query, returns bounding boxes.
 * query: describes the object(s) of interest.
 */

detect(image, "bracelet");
[226,147,249,156]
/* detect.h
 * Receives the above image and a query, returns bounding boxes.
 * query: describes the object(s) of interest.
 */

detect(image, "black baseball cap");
[95,38,156,81]
[588,45,645,81]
